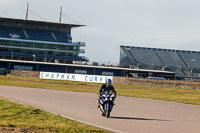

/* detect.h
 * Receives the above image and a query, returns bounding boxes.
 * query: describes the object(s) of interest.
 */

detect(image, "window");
[46,44,55,49]
[22,42,32,47]
[57,45,67,50]
[102,72,114,76]
[34,43,44,48]
[14,65,33,71]
[75,70,87,74]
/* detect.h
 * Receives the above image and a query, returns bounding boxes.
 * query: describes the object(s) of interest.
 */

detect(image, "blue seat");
[25,29,55,42]
[0,26,27,39]
[53,31,69,43]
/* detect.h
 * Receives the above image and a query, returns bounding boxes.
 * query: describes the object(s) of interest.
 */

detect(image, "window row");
[0,40,79,51]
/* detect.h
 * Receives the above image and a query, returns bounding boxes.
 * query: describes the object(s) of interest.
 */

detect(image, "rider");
[97,78,117,108]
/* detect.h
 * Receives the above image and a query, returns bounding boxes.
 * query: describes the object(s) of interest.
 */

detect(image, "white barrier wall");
[39,72,113,83]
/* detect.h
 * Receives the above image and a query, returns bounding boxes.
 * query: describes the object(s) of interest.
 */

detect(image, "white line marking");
[7,98,25,105]
[6,98,124,133]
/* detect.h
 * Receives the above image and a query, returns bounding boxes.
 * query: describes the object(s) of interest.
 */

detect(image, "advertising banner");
[39,71,113,83]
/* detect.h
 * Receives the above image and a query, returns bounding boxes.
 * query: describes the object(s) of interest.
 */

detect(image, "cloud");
[0,0,19,17]
[1,0,200,63]
[0,0,19,7]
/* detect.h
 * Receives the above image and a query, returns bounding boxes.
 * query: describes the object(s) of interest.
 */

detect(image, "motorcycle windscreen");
[104,90,112,95]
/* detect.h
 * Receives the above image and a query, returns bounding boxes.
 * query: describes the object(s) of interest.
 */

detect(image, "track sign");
[40,72,113,83]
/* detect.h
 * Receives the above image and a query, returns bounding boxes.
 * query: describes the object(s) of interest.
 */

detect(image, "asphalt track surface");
[0,85,200,133]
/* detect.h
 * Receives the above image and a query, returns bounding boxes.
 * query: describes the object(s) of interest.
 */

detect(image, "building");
[0,17,88,72]
[0,59,175,78]
[0,17,175,79]
[120,45,200,79]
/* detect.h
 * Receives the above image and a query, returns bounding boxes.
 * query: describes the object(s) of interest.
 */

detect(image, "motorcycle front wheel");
[105,103,110,118]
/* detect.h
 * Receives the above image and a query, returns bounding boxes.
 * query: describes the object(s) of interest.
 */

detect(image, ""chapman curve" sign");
[39,72,113,83]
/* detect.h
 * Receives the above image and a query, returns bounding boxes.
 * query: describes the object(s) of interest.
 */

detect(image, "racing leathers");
[97,83,117,107]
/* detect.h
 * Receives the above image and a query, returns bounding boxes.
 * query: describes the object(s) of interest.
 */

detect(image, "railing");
[79,49,85,54]
[0,51,89,62]
[72,41,86,47]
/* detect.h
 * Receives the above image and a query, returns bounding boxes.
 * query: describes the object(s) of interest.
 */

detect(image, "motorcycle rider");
[97,78,117,108]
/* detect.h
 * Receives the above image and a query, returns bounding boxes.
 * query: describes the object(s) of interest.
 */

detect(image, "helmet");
[105,78,112,85]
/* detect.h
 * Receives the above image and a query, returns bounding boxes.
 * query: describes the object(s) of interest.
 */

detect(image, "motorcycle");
[99,91,115,118]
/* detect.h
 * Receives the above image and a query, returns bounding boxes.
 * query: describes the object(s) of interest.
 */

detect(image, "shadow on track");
[110,116,171,121]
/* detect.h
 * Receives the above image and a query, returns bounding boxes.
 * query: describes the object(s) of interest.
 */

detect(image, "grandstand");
[0,17,175,78]
[0,17,88,65]
[120,45,200,79]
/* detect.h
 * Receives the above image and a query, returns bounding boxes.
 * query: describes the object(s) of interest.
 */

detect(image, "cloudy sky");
[0,0,200,64]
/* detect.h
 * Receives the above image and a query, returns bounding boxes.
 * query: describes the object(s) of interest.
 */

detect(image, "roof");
[0,59,175,75]
[120,45,200,54]
[0,17,85,28]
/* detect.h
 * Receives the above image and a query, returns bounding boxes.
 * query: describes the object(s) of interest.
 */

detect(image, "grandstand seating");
[179,52,200,69]
[0,26,71,43]
[129,48,150,65]
[0,17,88,69]
[120,46,137,65]
[0,26,27,39]
[25,29,55,42]
[156,51,187,67]
[120,46,200,78]
[0,26,87,63]
[53,31,69,43]
[130,48,164,66]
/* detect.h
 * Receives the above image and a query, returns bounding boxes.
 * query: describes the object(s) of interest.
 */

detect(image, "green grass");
[0,75,200,132]
[115,84,200,105]
[0,75,200,105]
[0,97,107,133]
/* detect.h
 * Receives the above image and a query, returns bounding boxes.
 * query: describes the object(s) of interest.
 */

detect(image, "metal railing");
[72,41,86,47]
[79,49,85,53]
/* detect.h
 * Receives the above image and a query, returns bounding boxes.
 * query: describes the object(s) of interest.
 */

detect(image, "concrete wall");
[11,70,200,90]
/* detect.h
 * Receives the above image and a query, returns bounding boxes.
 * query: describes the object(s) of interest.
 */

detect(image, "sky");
[0,0,200,65]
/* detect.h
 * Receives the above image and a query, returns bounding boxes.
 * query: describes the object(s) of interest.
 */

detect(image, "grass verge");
[0,97,107,133]
[0,75,200,106]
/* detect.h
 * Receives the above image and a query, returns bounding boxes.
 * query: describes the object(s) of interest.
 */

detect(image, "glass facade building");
[0,17,88,64]
[0,39,80,56]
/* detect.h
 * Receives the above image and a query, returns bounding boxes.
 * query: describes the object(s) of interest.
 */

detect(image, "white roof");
[0,59,175,74]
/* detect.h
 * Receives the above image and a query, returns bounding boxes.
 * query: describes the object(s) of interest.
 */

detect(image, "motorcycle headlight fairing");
[111,95,115,97]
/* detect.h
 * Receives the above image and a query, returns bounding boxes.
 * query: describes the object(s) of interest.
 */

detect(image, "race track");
[0,85,199,133]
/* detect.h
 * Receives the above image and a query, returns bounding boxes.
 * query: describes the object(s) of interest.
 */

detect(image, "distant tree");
[100,64,106,66]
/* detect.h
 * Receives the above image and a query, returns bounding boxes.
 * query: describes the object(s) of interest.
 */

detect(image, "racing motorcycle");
[99,91,115,118]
